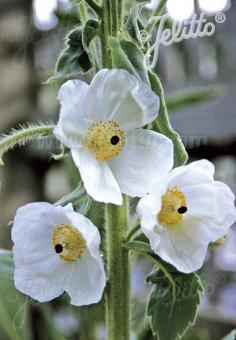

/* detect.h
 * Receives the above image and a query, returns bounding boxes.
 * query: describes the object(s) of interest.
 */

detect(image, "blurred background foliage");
[0,0,235,339]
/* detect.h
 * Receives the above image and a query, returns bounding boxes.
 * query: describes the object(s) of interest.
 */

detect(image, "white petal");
[182,183,218,219]
[12,203,70,270]
[63,251,106,306]
[181,181,236,242]
[137,191,210,273]
[154,222,209,273]
[12,203,74,301]
[12,202,106,304]
[108,129,173,197]
[136,159,236,273]
[61,211,106,305]
[209,181,236,238]
[71,147,122,205]
[84,69,159,130]
[54,80,91,148]
[166,159,215,188]
[137,187,166,251]
[14,263,68,302]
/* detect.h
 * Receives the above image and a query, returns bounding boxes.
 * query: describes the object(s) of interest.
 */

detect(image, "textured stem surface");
[105,196,130,340]
[100,1,130,338]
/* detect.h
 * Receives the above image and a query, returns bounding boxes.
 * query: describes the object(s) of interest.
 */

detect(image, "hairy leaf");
[148,71,188,167]
[47,27,92,84]
[108,37,149,84]
[147,269,203,340]
[82,19,100,48]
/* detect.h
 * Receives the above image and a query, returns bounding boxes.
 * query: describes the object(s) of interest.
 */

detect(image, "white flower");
[54,68,173,205]
[137,160,236,273]
[12,202,106,306]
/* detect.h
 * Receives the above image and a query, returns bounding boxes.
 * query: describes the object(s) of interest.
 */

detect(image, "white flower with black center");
[12,202,106,306]
[137,160,236,273]
[54,68,173,205]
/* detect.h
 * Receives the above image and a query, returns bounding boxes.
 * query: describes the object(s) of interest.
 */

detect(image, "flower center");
[157,187,187,226]
[86,120,125,161]
[52,224,86,262]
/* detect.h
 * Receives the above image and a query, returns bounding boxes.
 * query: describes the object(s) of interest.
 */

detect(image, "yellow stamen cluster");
[86,120,125,161]
[52,224,86,262]
[158,187,187,226]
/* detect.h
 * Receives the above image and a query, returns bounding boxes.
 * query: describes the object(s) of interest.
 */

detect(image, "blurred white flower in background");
[148,0,231,21]
[33,0,71,31]
[167,0,194,21]
[33,0,58,30]
[198,0,230,14]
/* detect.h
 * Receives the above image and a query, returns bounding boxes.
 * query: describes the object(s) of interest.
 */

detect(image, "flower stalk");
[100,1,131,338]
[105,196,130,340]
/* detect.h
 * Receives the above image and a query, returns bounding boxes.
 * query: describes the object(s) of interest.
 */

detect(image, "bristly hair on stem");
[0,122,55,165]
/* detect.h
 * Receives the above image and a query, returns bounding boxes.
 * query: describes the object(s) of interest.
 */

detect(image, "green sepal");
[148,71,188,167]
[108,37,150,85]
[147,269,203,340]
[76,194,93,215]
[55,183,86,207]
[124,240,152,254]
[46,27,92,84]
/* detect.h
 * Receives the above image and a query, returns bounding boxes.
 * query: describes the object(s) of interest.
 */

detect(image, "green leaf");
[148,71,188,167]
[0,249,14,277]
[147,270,203,340]
[0,250,31,340]
[221,330,236,340]
[47,27,92,84]
[82,19,100,48]
[108,37,150,85]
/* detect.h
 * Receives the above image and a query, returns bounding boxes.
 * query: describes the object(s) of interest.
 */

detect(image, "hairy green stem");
[101,0,112,68]
[84,0,102,14]
[0,124,54,165]
[105,196,130,340]
[100,1,129,338]
[116,0,124,35]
